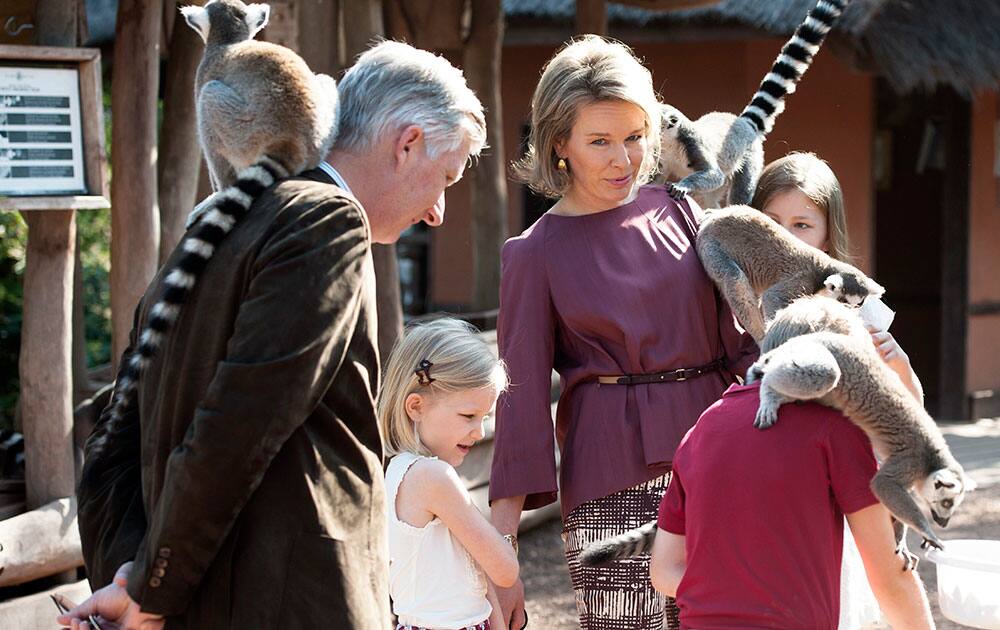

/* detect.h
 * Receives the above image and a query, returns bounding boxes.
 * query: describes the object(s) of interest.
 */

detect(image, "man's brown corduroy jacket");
[78,168,390,628]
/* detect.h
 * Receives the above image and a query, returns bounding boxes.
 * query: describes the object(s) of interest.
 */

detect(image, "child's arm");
[649,528,686,597]
[486,580,508,630]
[868,328,924,402]
[847,503,934,630]
[414,459,520,587]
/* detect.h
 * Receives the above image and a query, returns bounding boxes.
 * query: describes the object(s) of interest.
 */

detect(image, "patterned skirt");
[562,473,678,630]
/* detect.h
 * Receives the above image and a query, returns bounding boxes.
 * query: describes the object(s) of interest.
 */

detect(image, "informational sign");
[0,65,86,195]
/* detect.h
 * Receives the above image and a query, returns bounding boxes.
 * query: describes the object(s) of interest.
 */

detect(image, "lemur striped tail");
[740,0,849,135]
[578,520,658,567]
[97,155,289,447]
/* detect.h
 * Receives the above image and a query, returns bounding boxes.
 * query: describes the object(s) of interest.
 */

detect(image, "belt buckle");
[674,368,687,382]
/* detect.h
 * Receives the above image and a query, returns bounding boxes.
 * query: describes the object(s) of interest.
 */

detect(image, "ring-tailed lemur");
[695,205,883,344]
[96,0,339,445]
[184,0,338,226]
[747,298,972,560]
[659,0,849,208]
[579,297,972,570]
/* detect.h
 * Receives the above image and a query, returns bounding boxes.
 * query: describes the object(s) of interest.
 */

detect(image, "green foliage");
[0,212,27,430]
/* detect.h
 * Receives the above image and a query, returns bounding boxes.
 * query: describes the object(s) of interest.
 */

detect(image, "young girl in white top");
[379,318,519,630]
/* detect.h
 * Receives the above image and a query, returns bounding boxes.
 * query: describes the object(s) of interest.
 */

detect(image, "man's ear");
[180,5,210,43]
[395,125,424,169]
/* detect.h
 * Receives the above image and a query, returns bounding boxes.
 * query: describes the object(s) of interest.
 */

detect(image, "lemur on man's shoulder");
[94,0,339,452]
[658,0,849,208]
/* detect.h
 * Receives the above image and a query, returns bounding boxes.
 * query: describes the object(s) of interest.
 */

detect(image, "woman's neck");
[549,186,641,217]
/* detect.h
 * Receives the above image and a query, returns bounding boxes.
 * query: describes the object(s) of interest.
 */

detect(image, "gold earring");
[557,158,567,171]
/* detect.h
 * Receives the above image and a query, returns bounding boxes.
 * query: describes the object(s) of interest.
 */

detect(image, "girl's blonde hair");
[378,317,508,458]
[751,151,852,262]
[511,35,661,199]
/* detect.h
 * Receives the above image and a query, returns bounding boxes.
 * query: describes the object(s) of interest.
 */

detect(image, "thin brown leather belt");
[597,358,727,386]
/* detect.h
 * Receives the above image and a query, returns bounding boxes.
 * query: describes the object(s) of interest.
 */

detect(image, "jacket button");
[149,576,162,588]
[153,567,166,578]
[154,558,168,568]
[158,547,171,558]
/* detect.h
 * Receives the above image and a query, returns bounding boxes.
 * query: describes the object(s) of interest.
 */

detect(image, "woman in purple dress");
[488,36,757,630]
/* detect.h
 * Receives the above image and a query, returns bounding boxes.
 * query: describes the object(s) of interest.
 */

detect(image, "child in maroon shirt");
[651,382,934,630]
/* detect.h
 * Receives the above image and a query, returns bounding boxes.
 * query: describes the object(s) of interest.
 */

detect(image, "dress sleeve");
[824,414,880,514]
[717,292,759,379]
[489,233,558,511]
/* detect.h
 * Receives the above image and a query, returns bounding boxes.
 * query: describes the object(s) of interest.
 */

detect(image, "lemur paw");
[665,182,688,201]
[754,404,779,430]
[920,536,944,551]
[895,544,919,571]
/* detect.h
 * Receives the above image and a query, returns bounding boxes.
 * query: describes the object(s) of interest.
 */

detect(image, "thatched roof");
[502,0,1000,96]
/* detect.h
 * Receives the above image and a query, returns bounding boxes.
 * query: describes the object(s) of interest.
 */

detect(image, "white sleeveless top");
[386,452,491,628]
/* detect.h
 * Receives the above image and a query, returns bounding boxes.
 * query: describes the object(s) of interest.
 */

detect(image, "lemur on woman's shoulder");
[95,0,339,451]
[695,205,883,344]
[658,0,849,208]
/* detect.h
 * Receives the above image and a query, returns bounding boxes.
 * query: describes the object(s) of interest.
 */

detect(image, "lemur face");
[660,105,682,136]
[920,468,973,527]
[819,272,885,307]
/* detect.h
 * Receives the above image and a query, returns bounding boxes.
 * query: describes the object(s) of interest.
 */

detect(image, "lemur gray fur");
[659,0,849,208]
[579,297,972,570]
[695,205,884,344]
[184,0,338,226]
[96,0,338,446]
[747,298,972,563]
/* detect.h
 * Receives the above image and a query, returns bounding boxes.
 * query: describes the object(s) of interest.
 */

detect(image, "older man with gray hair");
[62,41,485,630]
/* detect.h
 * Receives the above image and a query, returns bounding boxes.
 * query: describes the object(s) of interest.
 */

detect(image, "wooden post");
[340,0,406,359]
[16,0,81,511]
[939,90,971,420]
[158,0,204,262]
[19,211,77,509]
[464,0,507,311]
[576,0,607,35]
[110,0,162,364]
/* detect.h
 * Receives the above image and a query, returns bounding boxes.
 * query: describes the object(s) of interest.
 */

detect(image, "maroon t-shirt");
[490,186,758,517]
[658,383,879,630]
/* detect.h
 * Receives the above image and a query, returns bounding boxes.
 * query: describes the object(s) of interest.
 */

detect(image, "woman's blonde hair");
[751,151,852,263]
[511,35,661,199]
[378,317,508,458]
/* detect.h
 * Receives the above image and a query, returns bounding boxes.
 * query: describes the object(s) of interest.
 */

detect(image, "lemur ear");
[244,3,271,37]
[180,5,210,43]
[823,273,844,293]
[932,469,958,490]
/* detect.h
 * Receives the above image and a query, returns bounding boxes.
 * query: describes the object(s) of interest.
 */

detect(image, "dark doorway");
[873,81,970,418]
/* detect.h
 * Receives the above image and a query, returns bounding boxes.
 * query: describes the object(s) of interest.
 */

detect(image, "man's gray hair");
[336,41,486,158]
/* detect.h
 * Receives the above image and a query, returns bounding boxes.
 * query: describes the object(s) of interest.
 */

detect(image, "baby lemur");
[747,297,972,559]
[659,0,849,207]
[579,297,971,570]
[97,0,339,442]
[695,205,884,344]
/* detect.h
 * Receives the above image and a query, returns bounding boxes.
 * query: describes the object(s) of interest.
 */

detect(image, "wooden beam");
[158,0,204,263]
[576,0,607,35]
[0,497,83,586]
[465,0,507,311]
[110,0,162,365]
